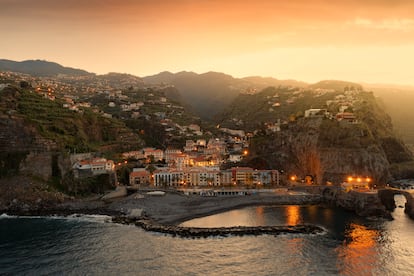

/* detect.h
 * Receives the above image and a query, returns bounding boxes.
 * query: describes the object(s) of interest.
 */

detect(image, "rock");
[115,217,325,238]
[101,186,127,200]
[128,208,144,218]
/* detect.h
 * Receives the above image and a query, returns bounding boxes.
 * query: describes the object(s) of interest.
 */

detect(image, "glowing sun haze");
[1,0,413,85]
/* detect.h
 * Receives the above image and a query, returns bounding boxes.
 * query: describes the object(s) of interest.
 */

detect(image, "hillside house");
[143,148,164,161]
[184,140,197,152]
[164,148,182,162]
[167,153,190,169]
[122,151,145,160]
[72,158,115,178]
[336,112,357,123]
[229,153,243,163]
[304,109,327,118]
[187,124,201,132]
[129,169,151,186]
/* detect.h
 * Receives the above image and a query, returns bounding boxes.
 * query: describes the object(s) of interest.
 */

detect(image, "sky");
[1,0,414,85]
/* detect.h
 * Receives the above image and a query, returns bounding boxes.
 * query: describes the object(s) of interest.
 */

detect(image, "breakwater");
[112,217,325,238]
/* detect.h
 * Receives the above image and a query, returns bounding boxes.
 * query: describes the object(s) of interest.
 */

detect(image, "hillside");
[242,76,307,88]
[309,80,363,91]
[143,71,308,120]
[0,59,91,77]
[0,84,144,179]
[143,71,242,119]
[223,86,413,183]
[366,84,414,149]
[216,86,341,131]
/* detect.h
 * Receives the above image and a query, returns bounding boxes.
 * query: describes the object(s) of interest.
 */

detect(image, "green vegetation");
[217,86,341,131]
[10,87,143,153]
[60,172,115,196]
[318,119,375,148]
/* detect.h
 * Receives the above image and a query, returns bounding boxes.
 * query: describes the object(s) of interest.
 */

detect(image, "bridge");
[378,188,414,219]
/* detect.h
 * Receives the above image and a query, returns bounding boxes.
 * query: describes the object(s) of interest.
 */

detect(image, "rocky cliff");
[248,91,413,185]
[0,84,143,203]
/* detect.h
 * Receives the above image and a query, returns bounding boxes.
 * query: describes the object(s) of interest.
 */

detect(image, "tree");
[117,166,131,185]
[146,164,157,174]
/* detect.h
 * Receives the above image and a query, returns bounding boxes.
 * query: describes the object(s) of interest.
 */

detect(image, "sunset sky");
[1,0,413,85]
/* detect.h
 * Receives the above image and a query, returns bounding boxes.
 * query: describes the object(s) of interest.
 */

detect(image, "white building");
[304,109,327,118]
[72,158,115,178]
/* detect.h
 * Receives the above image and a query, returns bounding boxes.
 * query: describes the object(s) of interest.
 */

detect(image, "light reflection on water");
[336,223,380,275]
[180,204,350,232]
[1,196,413,275]
[181,197,414,275]
[285,205,300,225]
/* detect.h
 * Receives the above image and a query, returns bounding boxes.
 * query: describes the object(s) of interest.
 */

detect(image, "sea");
[1,195,413,276]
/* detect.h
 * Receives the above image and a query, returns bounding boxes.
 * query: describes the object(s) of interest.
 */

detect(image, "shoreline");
[1,191,326,237]
[0,191,322,221]
[106,191,323,225]
[1,188,396,237]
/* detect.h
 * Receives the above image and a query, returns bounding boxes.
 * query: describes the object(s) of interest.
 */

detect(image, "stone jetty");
[112,216,325,238]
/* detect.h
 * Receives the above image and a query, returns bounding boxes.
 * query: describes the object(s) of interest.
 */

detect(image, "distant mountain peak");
[309,80,363,91]
[0,59,92,77]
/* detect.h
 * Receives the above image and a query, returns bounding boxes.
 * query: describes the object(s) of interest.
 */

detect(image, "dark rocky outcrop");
[112,217,325,238]
[322,186,392,219]
[250,117,393,185]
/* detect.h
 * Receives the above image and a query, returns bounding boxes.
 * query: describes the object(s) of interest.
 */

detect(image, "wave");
[64,214,113,223]
[0,213,18,219]
[0,213,112,223]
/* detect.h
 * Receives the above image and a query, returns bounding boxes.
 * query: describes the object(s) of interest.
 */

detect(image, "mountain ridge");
[2,59,414,146]
[0,59,92,77]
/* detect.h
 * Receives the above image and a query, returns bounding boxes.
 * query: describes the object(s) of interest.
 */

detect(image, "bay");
[1,195,413,275]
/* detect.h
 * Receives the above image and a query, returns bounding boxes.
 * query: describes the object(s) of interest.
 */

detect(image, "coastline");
[105,191,323,225]
[1,187,397,237]
[1,190,322,224]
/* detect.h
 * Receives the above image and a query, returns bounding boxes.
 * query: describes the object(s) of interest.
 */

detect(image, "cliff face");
[250,118,391,185]
[319,148,390,185]
[0,85,144,182]
[249,91,412,185]
[0,113,61,179]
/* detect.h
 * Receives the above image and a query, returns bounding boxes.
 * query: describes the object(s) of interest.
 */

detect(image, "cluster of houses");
[130,166,280,187]
[304,91,361,123]
[122,137,249,169]
[122,137,281,187]
[69,145,280,187]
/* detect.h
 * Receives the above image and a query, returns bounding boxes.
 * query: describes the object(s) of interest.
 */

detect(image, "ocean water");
[1,195,413,275]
